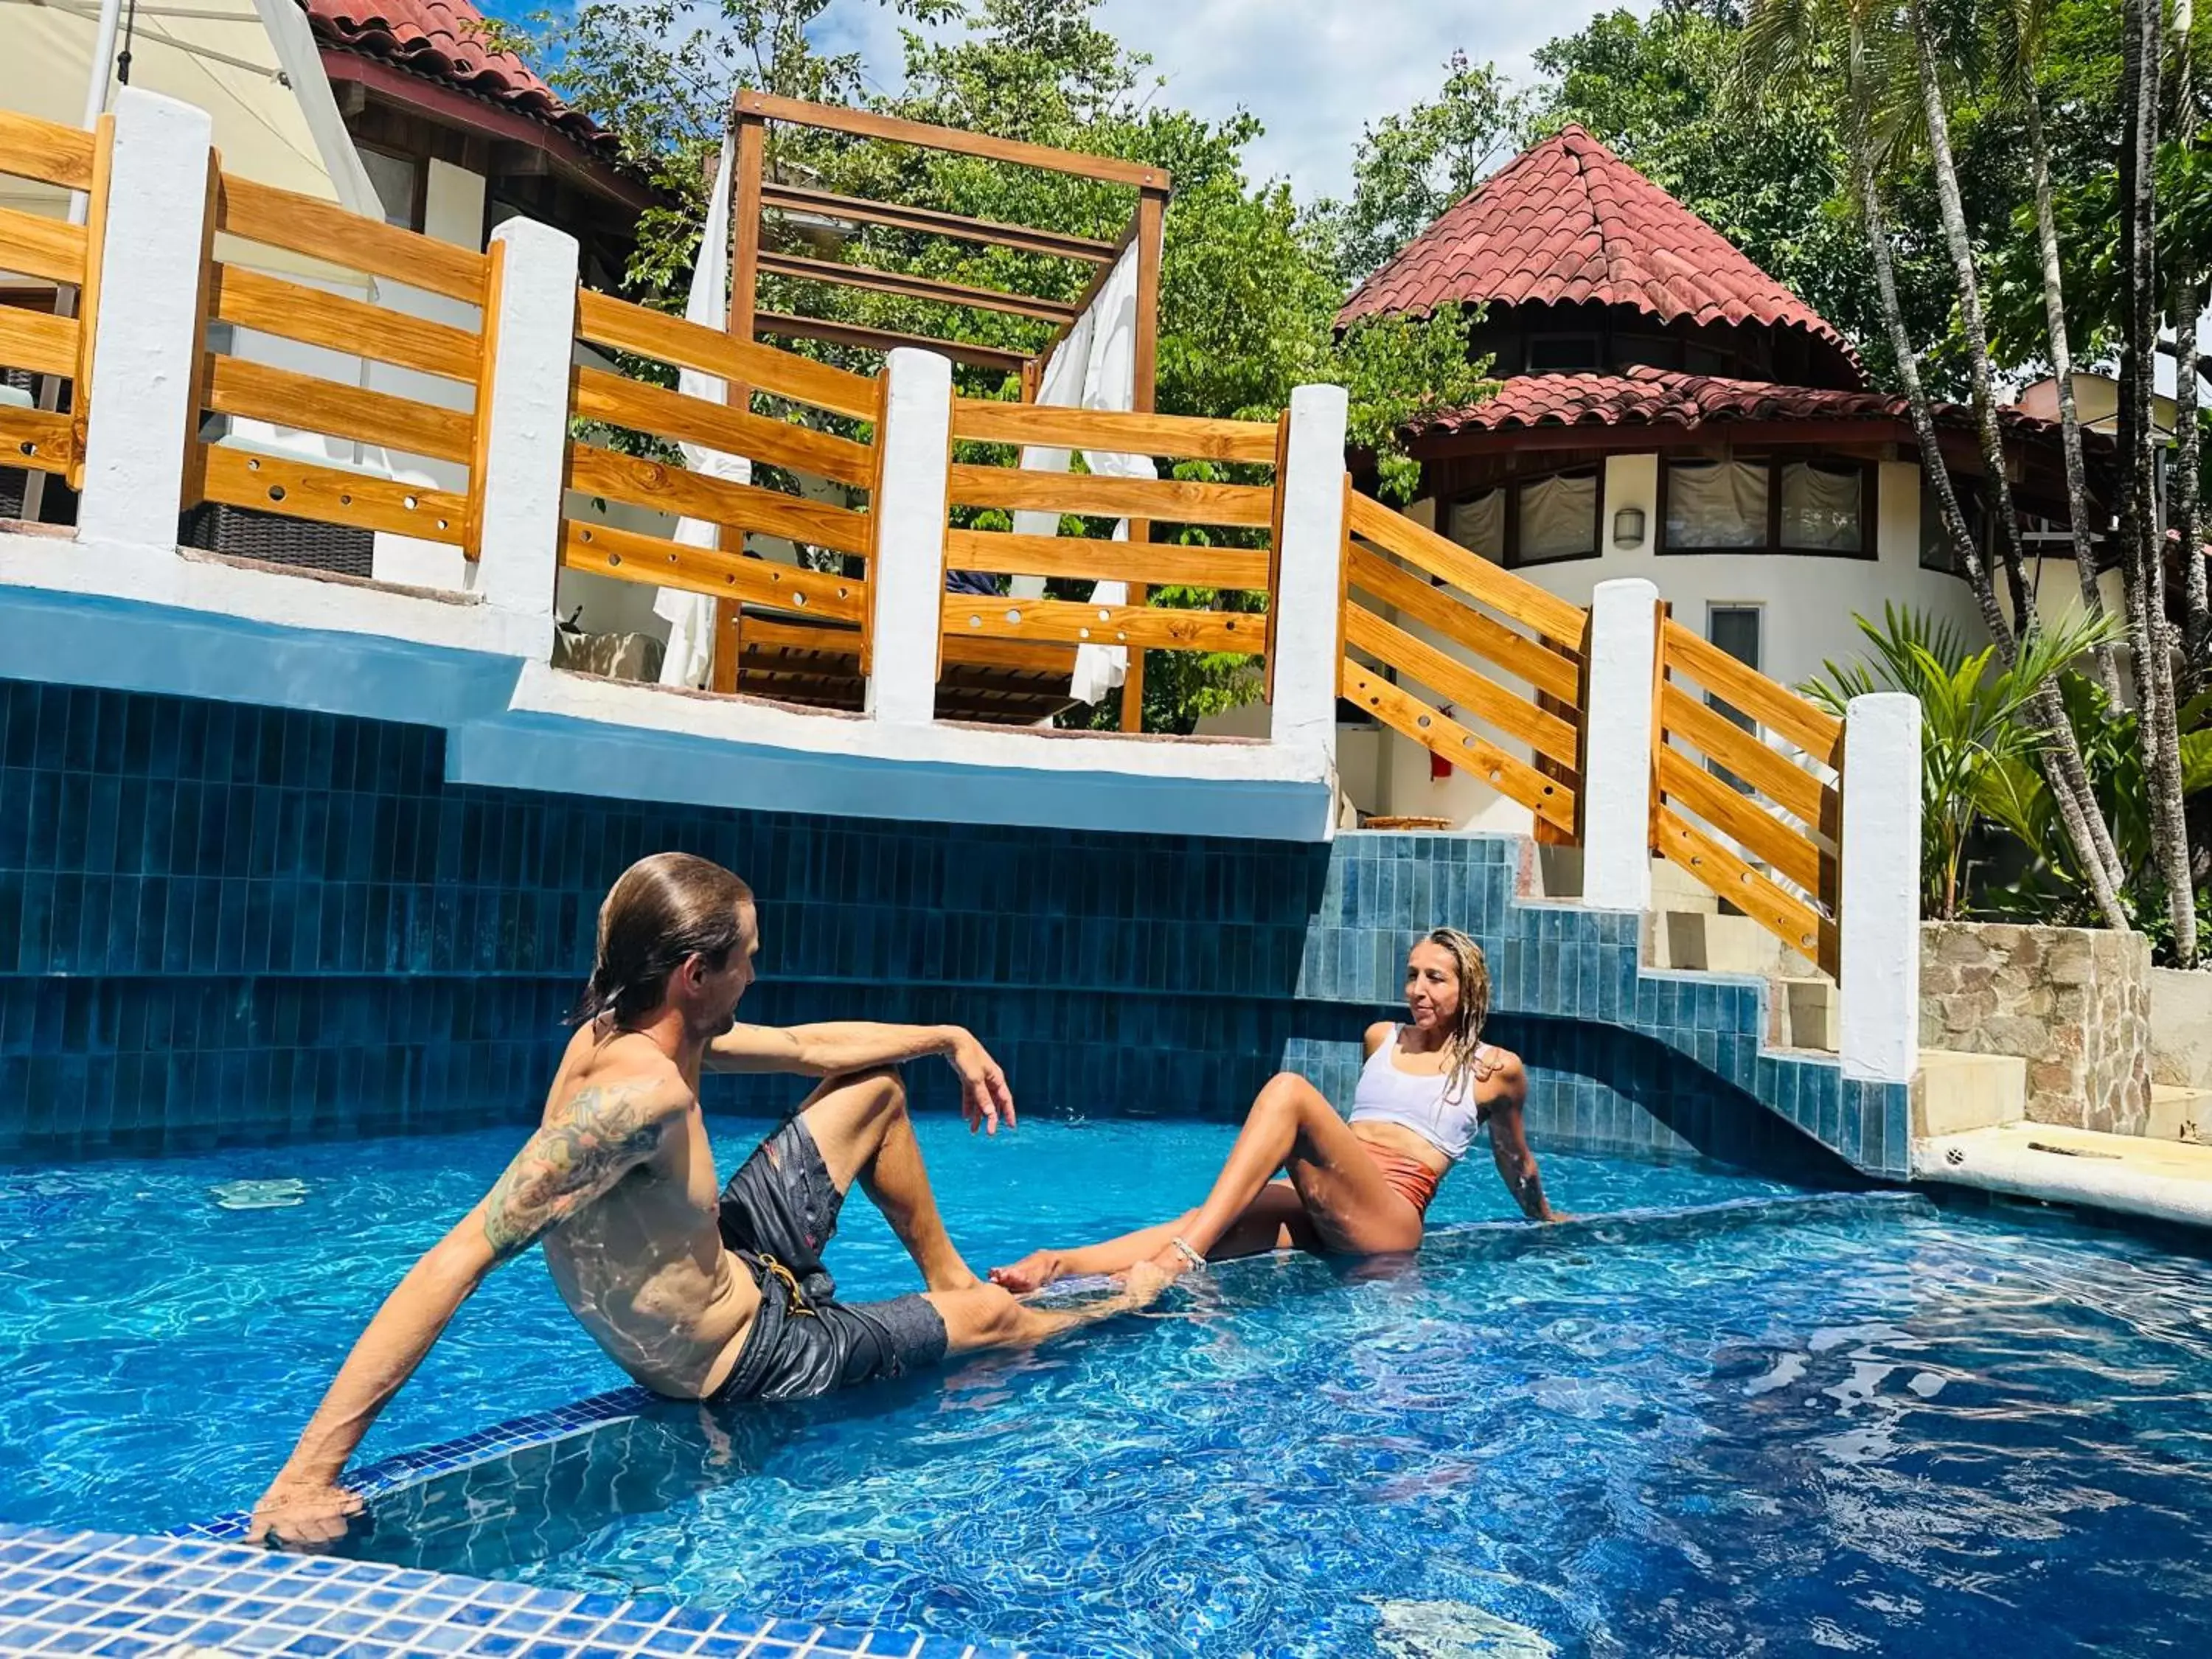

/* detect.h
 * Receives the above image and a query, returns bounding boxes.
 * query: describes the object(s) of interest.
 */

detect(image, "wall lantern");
[1612,505,1646,549]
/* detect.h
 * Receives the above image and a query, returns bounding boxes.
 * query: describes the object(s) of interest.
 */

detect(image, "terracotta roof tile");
[1411,366,2074,442]
[306,0,609,152]
[1340,125,1856,378]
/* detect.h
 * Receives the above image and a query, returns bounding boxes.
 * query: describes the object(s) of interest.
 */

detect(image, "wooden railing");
[563,288,883,669]
[0,110,109,493]
[1654,619,1843,975]
[942,400,1280,684]
[188,171,493,552]
[1339,493,1587,838]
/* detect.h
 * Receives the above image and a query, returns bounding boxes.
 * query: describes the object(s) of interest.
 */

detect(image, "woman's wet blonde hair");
[1416,927,1492,1105]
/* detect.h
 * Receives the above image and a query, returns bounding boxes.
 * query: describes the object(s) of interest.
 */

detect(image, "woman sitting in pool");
[991,928,1557,1293]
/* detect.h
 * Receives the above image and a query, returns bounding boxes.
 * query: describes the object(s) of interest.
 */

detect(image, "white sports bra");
[1346,1026,1492,1162]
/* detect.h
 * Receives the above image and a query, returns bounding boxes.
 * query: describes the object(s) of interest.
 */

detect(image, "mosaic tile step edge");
[0,1525,1029,1659]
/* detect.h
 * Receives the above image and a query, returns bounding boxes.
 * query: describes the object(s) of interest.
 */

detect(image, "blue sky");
[486,1,1660,205]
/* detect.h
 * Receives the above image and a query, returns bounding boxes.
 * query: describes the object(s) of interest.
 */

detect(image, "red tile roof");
[1339,125,1857,377]
[1410,366,2076,443]
[305,0,607,151]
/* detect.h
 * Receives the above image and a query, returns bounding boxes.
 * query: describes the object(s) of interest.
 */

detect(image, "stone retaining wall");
[1919,921,2150,1133]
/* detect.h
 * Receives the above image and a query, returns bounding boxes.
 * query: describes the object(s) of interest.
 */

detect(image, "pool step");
[2148,1084,2212,1145]
[1644,908,1823,980]
[1913,1049,2026,1137]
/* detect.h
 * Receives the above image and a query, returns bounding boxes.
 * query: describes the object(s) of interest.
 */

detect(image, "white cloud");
[812,0,1661,204]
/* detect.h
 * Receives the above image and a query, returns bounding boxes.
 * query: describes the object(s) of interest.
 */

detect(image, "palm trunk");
[2177,274,2208,685]
[2120,0,2198,962]
[1845,38,2130,933]
[2175,7,2212,684]
[1907,0,2036,630]
[2025,78,2126,701]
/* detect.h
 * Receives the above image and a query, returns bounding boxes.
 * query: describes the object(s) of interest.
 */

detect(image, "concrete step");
[1774,976,1837,1052]
[2147,1084,2212,1146]
[1646,909,1821,979]
[1912,1120,2212,1229]
[1913,1049,2027,1137]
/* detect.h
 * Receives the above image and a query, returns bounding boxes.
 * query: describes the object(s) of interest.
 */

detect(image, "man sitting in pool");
[991,928,1556,1293]
[248,851,1150,1550]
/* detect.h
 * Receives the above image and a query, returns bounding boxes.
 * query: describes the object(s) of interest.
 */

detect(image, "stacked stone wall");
[1919,922,2151,1134]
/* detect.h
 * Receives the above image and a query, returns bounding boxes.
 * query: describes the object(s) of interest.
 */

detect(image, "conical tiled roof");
[1338,125,1857,379]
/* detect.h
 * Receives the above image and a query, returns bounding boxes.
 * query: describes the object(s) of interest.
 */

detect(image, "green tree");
[1323,49,1527,288]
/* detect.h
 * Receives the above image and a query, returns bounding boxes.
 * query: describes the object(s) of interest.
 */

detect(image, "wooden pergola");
[711,90,1171,729]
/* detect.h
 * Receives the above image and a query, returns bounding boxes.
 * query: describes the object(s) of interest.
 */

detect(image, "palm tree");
[1806,604,2121,920]
[1998,0,2124,702]
[1736,0,2137,936]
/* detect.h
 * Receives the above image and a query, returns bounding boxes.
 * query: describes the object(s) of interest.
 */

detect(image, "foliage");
[1804,603,2120,921]
[1973,677,2212,944]
[1319,49,1528,288]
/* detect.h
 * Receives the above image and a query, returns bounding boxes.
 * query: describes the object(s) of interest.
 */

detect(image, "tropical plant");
[1804,602,2121,921]
[1973,677,2212,945]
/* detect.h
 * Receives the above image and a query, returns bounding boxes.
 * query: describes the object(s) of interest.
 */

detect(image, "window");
[359,147,423,232]
[1527,333,1602,373]
[1706,605,1764,793]
[1920,472,1984,576]
[1664,459,1768,550]
[1445,488,1505,563]
[1662,457,1874,557]
[1780,462,1865,552]
[1512,470,1601,567]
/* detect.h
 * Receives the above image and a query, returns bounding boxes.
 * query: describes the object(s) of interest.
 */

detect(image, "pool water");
[7,1117,2212,1657]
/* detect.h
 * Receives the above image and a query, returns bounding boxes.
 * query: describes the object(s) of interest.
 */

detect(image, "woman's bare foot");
[987,1249,1065,1293]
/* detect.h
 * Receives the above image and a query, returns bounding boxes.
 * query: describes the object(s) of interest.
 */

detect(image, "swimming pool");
[7,1117,2211,1656]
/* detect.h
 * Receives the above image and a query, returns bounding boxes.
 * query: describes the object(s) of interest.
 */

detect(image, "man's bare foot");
[987,1249,1065,1293]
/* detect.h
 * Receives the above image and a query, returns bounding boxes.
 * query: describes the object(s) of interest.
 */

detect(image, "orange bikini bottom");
[1362,1144,1441,1214]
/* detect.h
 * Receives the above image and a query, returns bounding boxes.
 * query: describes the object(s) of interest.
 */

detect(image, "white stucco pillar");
[1840,692,1923,1083]
[468,217,576,625]
[76,89,213,552]
[1582,577,1661,911]
[866,347,953,725]
[1270,383,1349,764]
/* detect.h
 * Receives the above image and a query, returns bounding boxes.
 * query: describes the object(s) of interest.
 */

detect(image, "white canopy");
[0,0,378,219]
[1010,242,1151,705]
[658,131,751,690]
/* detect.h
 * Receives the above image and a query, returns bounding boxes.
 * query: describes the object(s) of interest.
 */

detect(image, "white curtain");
[1009,244,1152,705]
[1780,462,1863,552]
[656,133,754,689]
[1518,473,1598,563]
[1665,460,1767,549]
[1447,489,1505,563]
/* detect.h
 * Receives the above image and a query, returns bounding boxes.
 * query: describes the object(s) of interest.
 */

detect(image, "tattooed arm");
[1482,1054,1558,1222]
[246,1077,684,1549]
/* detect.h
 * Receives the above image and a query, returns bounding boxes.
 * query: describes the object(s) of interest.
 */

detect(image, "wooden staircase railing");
[1653,618,1843,976]
[1338,493,1588,838]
